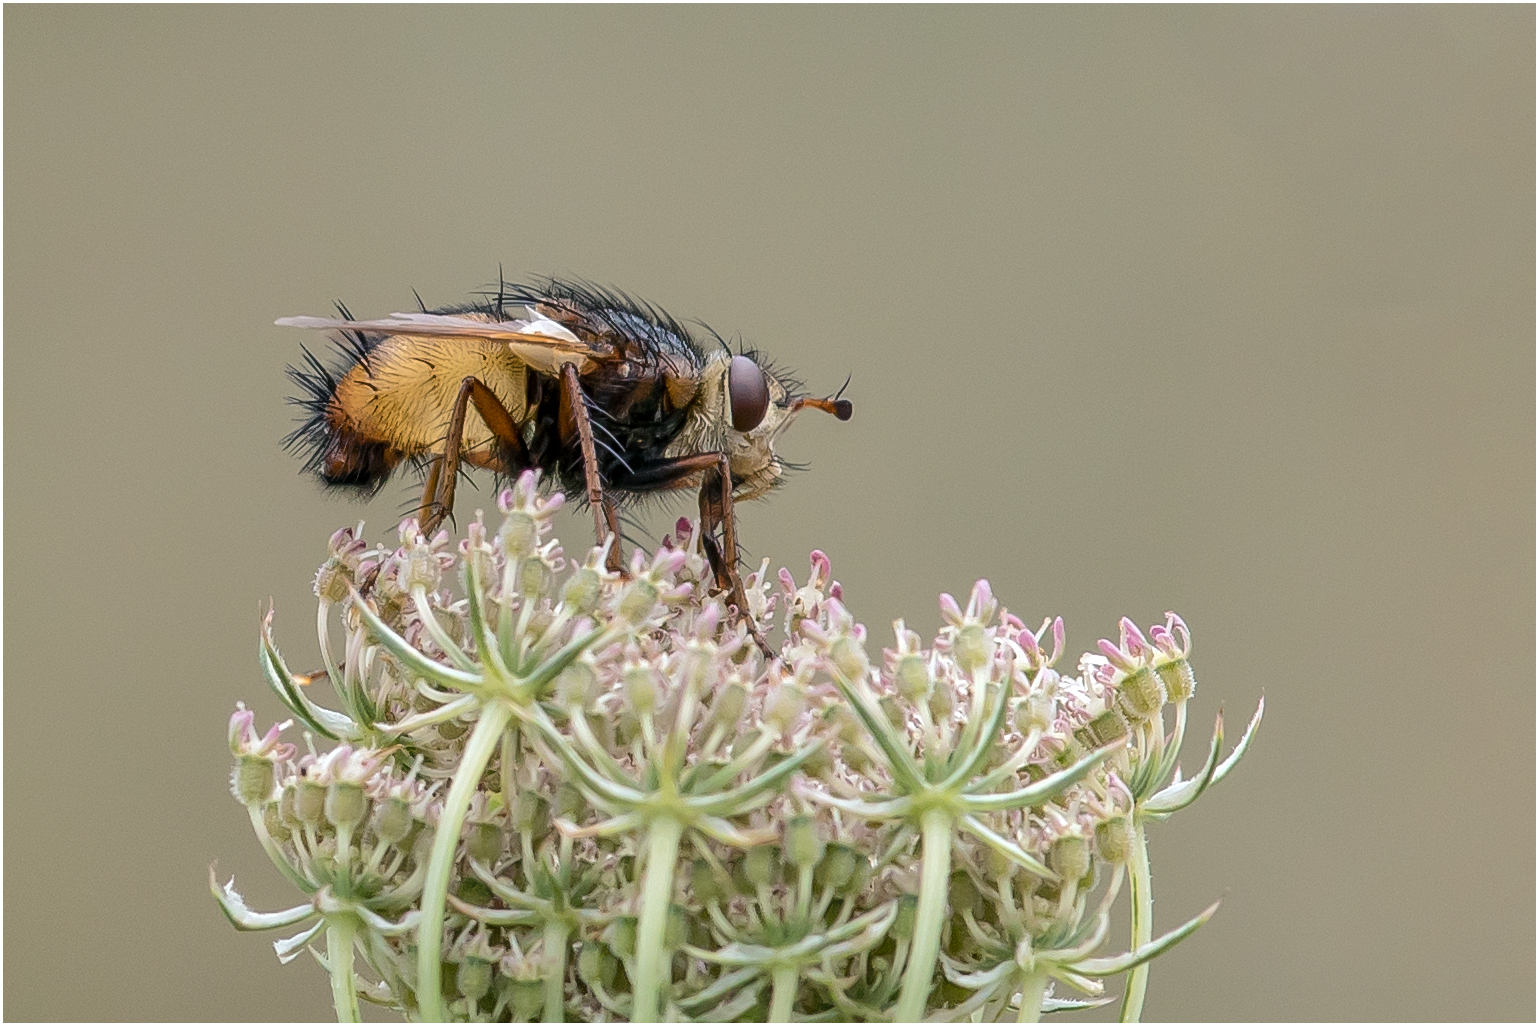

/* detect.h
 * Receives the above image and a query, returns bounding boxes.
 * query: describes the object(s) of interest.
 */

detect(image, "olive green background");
[6,6,1532,1021]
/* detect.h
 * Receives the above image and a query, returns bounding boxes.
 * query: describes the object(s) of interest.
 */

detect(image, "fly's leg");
[607,451,770,654]
[559,363,623,568]
[418,377,529,536]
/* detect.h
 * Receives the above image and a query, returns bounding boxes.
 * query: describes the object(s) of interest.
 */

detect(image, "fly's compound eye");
[728,354,770,432]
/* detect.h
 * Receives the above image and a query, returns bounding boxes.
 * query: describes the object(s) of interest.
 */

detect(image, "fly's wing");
[276,311,613,376]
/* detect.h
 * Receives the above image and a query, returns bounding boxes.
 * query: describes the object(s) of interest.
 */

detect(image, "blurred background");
[5,7,1532,1021]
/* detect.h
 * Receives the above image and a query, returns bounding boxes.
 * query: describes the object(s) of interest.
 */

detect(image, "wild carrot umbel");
[215,471,1262,1022]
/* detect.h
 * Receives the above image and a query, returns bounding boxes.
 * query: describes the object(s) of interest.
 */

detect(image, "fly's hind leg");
[417,377,529,536]
[559,363,625,569]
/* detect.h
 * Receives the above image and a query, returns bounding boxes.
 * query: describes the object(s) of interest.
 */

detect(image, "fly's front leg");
[559,363,622,566]
[420,377,529,536]
[608,452,770,655]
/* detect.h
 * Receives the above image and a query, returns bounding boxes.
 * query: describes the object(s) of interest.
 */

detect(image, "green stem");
[769,964,799,1022]
[543,919,571,1023]
[632,816,684,1023]
[416,701,513,1022]
[326,916,361,1023]
[895,807,953,1022]
[1016,969,1049,1023]
[1119,820,1153,1022]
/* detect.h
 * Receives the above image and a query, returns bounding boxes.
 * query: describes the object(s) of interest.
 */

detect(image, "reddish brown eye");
[728,355,769,432]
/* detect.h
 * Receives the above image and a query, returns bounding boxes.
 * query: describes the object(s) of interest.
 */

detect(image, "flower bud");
[500,512,538,558]
[829,637,869,680]
[891,894,919,941]
[785,816,824,869]
[577,942,618,990]
[814,844,859,892]
[1015,694,1053,735]
[954,624,990,675]
[315,561,351,603]
[553,782,586,822]
[511,791,549,839]
[1096,816,1134,865]
[508,979,543,1020]
[262,802,292,843]
[295,780,326,825]
[1084,708,1129,748]
[691,859,727,905]
[623,665,660,717]
[744,845,781,889]
[928,682,954,722]
[231,756,275,806]
[618,580,659,623]
[457,957,493,1002]
[763,685,805,736]
[894,654,931,701]
[604,916,638,959]
[1050,836,1091,882]
[375,795,414,844]
[709,683,748,731]
[1156,658,1196,703]
[949,871,981,918]
[555,662,598,709]
[467,821,504,865]
[518,556,550,597]
[325,780,369,830]
[561,567,602,614]
[1117,666,1165,720]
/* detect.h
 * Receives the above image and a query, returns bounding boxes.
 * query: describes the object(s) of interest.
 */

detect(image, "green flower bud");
[456,877,493,906]
[604,916,638,960]
[577,942,618,990]
[1117,666,1165,720]
[500,512,538,558]
[891,894,919,941]
[1084,708,1129,748]
[553,782,585,822]
[1096,816,1134,865]
[438,717,468,741]
[785,816,824,869]
[623,666,660,717]
[709,682,748,730]
[262,801,292,843]
[814,844,859,892]
[1015,695,1053,735]
[232,756,275,806]
[315,561,351,603]
[555,662,598,709]
[1156,658,1196,703]
[467,821,503,865]
[511,791,548,838]
[509,978,543,1019]
[295,780,326,825]
[618,580,659,623]
[829,636,869,680]
[894,654,931,701]
[949,871,981,918]
[744,845,781,889]
[879,695,905,731]
[457,956,493,1002]
[764,686,805,735]
[561,567,602,614]
[954,623,990,674]
[928,682,954,722]
[325,781,368,830]
[691,859,727,906]
[518,556,550,597]
[375,795,413,844]
[1050,836,1091,882]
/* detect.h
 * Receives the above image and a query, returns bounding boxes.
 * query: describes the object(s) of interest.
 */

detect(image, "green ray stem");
[1119,820,1153,1022]
[895,807,953,1022]
[416,701,513,1022]
[632,816,684,1023]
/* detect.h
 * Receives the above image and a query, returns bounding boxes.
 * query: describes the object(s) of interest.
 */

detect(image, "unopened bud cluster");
[217,471,1259,1023]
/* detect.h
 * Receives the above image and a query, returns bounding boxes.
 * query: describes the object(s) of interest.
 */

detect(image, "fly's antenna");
[411,288,429,313]
[833,373,852,401]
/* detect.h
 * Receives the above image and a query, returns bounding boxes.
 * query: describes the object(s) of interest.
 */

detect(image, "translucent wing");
[276,310,612,375]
